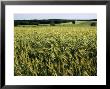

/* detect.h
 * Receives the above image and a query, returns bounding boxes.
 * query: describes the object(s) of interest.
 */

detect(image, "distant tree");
[14,22,18,26]
[91,22,97,26]
[72,20,75,24]
[50,21,55,26]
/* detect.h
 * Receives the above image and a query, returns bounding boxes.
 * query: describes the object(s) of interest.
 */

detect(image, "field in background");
[14,22,97,76]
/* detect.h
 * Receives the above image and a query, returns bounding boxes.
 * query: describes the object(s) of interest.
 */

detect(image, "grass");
[14,23,97,76]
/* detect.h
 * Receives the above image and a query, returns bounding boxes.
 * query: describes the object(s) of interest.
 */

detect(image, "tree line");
[14,19,97,26]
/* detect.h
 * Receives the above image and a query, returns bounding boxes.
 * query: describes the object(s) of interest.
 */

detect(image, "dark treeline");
[14,19,97,26]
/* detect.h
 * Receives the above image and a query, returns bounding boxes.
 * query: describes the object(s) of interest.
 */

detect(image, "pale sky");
[14,13,97,20]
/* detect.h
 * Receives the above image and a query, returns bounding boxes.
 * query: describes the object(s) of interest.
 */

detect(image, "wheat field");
[14,23,97,76]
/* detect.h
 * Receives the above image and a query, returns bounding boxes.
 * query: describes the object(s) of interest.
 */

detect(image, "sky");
[14,13,97,20]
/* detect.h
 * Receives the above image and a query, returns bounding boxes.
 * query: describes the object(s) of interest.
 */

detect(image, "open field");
[14,22,97,76]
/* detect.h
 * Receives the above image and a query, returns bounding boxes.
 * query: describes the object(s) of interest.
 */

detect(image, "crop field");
[14,22,97,76]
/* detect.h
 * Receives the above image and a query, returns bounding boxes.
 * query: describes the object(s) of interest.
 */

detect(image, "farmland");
[14,22,97,76]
